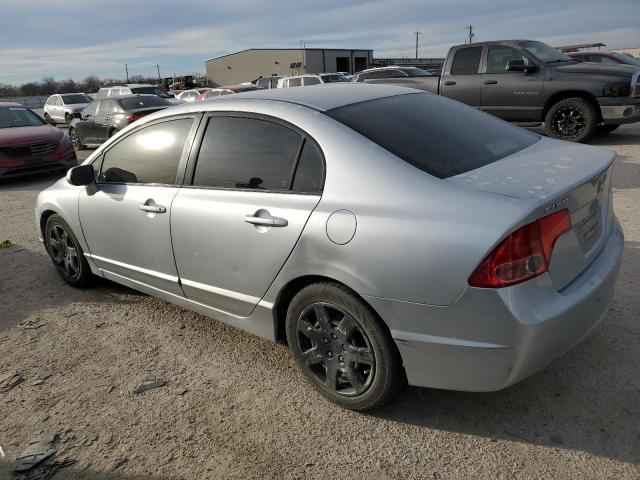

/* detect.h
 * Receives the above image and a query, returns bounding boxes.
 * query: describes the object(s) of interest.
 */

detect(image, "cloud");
[0,0,638,84]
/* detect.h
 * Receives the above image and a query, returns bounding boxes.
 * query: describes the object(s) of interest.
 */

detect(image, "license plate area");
[577,201,602,253]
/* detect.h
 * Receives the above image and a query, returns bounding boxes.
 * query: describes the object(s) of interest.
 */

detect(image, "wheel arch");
[39,209,59,240]
[542,90,602,122]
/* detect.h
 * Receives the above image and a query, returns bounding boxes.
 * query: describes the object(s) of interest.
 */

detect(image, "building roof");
[206,48,372,62]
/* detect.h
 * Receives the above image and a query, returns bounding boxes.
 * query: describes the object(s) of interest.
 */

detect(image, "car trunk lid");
[448,138,616,290]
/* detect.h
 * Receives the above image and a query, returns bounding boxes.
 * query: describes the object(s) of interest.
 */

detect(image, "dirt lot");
[1,124,639,480]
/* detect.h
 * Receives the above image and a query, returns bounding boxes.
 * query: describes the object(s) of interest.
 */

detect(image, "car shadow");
[371,241,640,466]
[588,125,640,147]
[0,461,175,479]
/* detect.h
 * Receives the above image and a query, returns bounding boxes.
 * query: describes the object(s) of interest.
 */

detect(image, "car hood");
[64,103,90,111]
[0,124,62,146]
[552,61,639,78]
[447,137,615,200]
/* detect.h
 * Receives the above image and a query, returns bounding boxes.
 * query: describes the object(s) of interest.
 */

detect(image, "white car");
[278,73,350,88]
[95,84,183,105]
[43,93,93,125]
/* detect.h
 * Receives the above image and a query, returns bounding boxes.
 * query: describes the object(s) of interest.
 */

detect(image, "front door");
[78,100,99,144]
[79,116,196,294]
[171,114,324,316]
[93,99,115,142]
[481,45,545,121]
[440,46,483,106]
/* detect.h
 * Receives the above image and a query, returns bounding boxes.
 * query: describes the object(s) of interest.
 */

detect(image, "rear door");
[481,45,545,121]
[171,113,324,316]
[440,46,483,106]
[79,115,197,294]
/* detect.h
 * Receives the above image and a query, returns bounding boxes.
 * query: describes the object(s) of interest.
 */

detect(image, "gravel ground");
[0,124,639,480]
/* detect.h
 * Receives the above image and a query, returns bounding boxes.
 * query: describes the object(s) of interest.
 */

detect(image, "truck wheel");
[544,98,598,142]
[595,124,619,136]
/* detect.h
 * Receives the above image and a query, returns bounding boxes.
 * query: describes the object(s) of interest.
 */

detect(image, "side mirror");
[45,118,56,126]
[506,59,537,72]
[66,164,95,186]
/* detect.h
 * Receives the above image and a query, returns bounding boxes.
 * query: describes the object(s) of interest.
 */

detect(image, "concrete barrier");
[0,96,49,108]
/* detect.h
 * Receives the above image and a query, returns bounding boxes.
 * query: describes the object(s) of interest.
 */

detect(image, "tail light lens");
[468,209,571,288]
[126,114,141,122]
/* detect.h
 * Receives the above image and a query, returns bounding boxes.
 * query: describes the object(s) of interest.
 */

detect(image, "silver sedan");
[35,84,624,410]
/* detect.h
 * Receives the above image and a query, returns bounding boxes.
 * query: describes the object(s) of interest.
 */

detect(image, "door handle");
[483,80,498,84]
[244,214,288,227]
[139,204,166,213]
[444,80,456,86]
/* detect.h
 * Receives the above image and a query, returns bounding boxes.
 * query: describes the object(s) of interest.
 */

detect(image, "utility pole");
[466,25,475,44]
[124,64,129,83]
[413,31,423,58]
[155,64,161,84]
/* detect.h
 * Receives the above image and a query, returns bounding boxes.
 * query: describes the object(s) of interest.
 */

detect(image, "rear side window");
[100,118,193,184]
[193,116,303,190]
[304,77,321,86]
[292,140,323,193]
[288,78,302,87]
[326,93,538,179]
[451,47,482,75]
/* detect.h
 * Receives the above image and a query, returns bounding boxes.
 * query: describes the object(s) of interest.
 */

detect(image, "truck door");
[440,46,483,107]
[481,45,545,122]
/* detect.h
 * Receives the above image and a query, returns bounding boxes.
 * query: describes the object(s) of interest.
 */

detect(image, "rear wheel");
[44,214,93,288]
[544,98,598,142]
[286,283,404,411]
[69,128,86,150]
[595,124,619,136]
[44,112,53,122]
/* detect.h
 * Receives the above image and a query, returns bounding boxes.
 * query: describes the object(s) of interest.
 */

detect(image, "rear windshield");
[61,94,92,104]
[0,107,44,128]
[325,93,538,179]
[130,87,171,98]
[118,96,170,110]
[321,74,350,83]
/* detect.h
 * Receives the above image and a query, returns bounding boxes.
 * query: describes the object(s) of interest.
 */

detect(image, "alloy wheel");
[296,302,375,396]
[48,224,81,279]
[552,107,585,138]
[70,129,81,149]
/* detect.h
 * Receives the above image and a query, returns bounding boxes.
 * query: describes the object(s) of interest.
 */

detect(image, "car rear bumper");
[0,148,76,178]
[598,97,640,124]
[365,217,624,392]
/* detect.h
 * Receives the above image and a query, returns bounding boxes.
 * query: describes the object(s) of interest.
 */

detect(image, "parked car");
[95,84,182,104]
[0,102,76,178]
[278,73,350,87]
[254,76,281,89]
[43,93,93,125]
[351,66,434,83]
[568,51,640,68]
[36,84,623,410]
[176,89,212,103]
[196,84,260,101]
[358,40,640,142]
[68,95,172,149]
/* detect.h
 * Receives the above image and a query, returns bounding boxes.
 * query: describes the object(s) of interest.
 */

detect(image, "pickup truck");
[353,40,640,142]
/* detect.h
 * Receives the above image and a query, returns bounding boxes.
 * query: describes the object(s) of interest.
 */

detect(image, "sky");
[0,0,638,85]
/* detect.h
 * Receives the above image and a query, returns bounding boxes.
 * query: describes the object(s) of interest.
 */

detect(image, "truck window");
[486,46,531,73]
[451,47,482,75]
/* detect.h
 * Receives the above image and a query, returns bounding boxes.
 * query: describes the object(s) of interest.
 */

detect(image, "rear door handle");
[483,80,498,84]
[244,214,288,227]
[444,80,456,86]
[139,204,166,213]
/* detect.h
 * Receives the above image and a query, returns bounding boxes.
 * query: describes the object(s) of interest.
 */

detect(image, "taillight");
[468,209,571,288]
[126,114,140,122]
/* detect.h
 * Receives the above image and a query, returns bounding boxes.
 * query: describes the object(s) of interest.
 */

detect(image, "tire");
[544,97,598,142]
[286,282,404,411]
[44,214,93,288]
[44,112,53,123]
[595,124,619,136]
[65,113,72,126]
[69,128,86,150]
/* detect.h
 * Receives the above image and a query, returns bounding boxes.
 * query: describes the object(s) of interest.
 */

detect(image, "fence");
[0,96,49,109]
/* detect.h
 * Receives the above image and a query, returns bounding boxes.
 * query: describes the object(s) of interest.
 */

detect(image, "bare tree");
[58,78,78,93]
[82,75,102,93]
[20,82,40,96]
[40,77,58,95]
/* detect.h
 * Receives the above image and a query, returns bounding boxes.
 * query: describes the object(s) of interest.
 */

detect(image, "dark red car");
[568,51,640,67]
[196,84,261,101]
[0,102,76,178]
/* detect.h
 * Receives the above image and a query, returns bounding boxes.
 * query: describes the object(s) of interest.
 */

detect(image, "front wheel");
[286,283,404,411]
[544,98,598,142]
[69,128,86,150]
[44,214,93,288]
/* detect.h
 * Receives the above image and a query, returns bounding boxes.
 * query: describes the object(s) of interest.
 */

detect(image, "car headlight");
[60,133,71,145]
[603,83,631,97]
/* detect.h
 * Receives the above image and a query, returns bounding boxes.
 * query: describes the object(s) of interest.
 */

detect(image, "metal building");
[205,48,373,86]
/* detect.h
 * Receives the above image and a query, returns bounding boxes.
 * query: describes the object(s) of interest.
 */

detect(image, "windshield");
[130,87,171,98]
[520,41,573,63]
[118,96,171,110]
[326,93,538,179]
[0,106,45,128]
[403,68,432,77]
[61,94,92,104]
[321,74,350,83]
[612,52,640,66]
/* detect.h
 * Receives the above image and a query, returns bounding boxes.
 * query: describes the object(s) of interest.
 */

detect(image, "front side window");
[193,116,302,190]
[326,93,538,179]
[83,101,99,117]
[486,46,531,73]
[100,118,193,184]
[451,47,482,75]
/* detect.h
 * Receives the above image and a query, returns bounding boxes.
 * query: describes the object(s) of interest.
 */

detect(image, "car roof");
[197,83,418,112]
[0,102,25,107]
